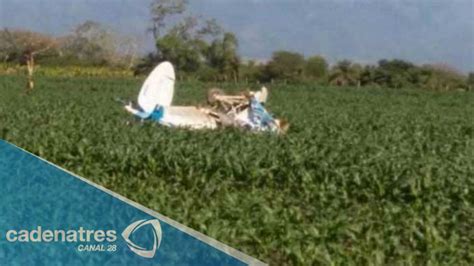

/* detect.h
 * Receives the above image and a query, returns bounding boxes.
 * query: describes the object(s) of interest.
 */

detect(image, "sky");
[0,0,473,72]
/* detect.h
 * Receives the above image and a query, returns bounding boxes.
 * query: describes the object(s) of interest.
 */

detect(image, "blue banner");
[0,140,264,265]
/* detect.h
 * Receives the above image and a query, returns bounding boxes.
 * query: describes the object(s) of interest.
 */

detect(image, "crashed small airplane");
[124,62,288,134]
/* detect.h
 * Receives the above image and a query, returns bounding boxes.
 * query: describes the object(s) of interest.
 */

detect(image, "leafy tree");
[156,33,202,74]
[194,64,219,81]
[61,21,115,66]
[329,60,360,86]
[60,21,138,68]
[133,52,161,76]
[149,0,187,39]
[375,59,418,88]
[420,64,467,91]
[197,18,223,40]
[154,15,228,77]
[264,51,305,82]
[221,33,240,81]
[467,72,474,90]
[207,32,240,81]
[304,55,328,80]
[143,0,235,78]
[240,60,265,83]
[360,65,379,86]
[360,61,468,91]
[0,28,59,91]
[0,28,58,64]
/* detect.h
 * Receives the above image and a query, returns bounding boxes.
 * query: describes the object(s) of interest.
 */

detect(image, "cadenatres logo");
[4,218,163,259]
[122,219,162,258]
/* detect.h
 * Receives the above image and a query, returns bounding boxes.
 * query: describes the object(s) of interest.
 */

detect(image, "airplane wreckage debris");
[124,62,289,134]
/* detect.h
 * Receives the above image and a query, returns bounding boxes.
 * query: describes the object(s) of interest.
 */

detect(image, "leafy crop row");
[0,75,473,265]
[0,64,134,78]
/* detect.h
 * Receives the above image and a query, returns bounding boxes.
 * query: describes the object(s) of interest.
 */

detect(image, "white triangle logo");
[122,219,162,258]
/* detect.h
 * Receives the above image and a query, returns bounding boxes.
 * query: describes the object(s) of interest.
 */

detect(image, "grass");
[0,75,473,265]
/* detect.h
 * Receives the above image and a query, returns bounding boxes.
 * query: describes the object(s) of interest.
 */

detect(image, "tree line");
[0,0,472,91]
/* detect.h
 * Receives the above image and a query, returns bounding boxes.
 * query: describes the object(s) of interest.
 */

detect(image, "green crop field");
[0,75,473,265]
